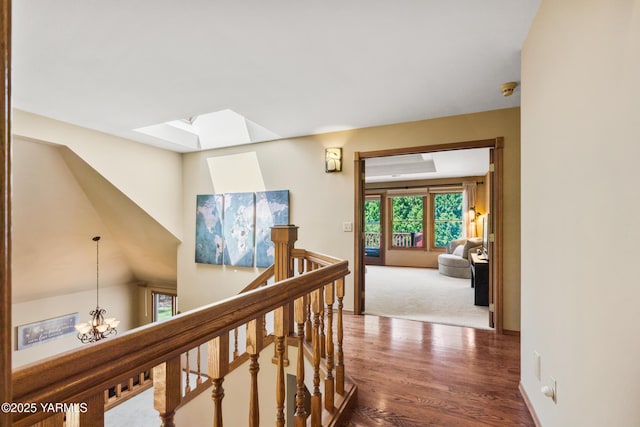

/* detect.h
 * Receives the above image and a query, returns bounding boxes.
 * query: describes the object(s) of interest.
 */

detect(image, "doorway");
[354,138,504,332]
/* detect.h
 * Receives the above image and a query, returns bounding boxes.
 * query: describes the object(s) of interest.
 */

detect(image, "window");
[153,292,177,322]
[432,192,463,247]
[364,197,381,250]
[390,195,424,248]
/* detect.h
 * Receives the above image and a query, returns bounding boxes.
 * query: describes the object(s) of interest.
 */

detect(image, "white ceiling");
[365,148,490,183]
[12,1,539,153]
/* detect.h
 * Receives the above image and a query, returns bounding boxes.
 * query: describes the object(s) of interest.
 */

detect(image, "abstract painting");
[255,190,290,268]
[195,194,225,265]
[223,192,255,267]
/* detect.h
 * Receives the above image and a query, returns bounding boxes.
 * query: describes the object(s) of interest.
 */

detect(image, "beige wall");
[12,137,138,302]
[13,110,183,240]
[521,1,640,425]
[179,107,521,330]
[11,116,181,366]
[12,284,137,368]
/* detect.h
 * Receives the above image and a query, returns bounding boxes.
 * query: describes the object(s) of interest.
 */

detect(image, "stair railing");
[11,225,351,427]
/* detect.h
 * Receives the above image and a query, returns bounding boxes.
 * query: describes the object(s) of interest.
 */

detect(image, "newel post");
[271,225,298,427]
[271,225,298,281]
[74,393,104,427]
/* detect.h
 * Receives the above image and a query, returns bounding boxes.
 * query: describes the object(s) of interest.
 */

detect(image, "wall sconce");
[325,147,343,173]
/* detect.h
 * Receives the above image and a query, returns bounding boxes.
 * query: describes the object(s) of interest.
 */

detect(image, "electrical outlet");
[534,351,541,381]
[342,221,353,232]
[541,377,557,404]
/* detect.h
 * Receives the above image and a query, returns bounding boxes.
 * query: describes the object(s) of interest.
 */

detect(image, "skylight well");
[134,109,279,152]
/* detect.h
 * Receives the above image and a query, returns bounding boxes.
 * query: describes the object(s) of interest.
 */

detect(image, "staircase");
[11,225,356,426]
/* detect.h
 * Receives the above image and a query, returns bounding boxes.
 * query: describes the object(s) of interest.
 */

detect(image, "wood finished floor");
[340,314,534,427]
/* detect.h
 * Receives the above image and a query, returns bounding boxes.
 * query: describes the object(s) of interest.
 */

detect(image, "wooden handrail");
[293,249,343,267]
[12,259,349,426]
[238,264,274,293]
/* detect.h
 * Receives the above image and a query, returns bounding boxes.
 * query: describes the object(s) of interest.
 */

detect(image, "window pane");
[391,196,423,247]
[154,293,175,322]
[364,199,381,250]
[433,193,463,247]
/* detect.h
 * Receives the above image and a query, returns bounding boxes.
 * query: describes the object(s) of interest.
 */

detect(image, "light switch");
[342,222,353,232]
[534,351,541,381]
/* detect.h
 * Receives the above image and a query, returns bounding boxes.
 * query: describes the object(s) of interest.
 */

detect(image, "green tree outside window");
[433,192,463,247]
[391,196,423,247]
[364,199,380,233]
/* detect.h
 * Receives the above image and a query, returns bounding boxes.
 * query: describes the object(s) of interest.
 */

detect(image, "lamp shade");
[325,147,343,172]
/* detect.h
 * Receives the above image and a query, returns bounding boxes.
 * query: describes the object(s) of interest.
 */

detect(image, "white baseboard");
[519,382,542,427]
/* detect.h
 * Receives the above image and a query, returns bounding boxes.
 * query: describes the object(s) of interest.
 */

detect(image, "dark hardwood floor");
[340,314,534,427]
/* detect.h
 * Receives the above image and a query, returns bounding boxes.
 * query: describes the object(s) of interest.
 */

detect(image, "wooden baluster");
[139,371,145,385]
[305,295,313,343]
[65,405,80,427]
[305,259,313,342]
[336,277,345,394]
[103,390,109,405]
[263,313,268,338]
[294,296,308,427]
[128,377,134,392]
[310,288,324,427]
[271,225,298,427]
[247,318,264,427]
[320,304,326,358]
[184,350,191,394]
[115,383,122,399]
[249,354,260,426]
[196,344,203,386]
[233,328,239,359]
[153,356,182,427]
[263,282,269,338]
[209,335,229,427]
[79,393,105,427]
[324,281,335,410]
[274,308,286,427]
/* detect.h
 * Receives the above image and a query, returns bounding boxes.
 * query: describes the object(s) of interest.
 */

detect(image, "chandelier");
[75,236,119,343]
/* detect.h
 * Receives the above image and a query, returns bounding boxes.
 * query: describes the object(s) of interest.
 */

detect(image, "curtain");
[462,181,477,238]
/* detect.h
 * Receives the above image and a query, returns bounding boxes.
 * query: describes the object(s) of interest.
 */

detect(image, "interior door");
[364,194,385,265]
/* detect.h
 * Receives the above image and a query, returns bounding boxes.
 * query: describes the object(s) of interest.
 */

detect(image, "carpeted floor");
[364,265,491,330]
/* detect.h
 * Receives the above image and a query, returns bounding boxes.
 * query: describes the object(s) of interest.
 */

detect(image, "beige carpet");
[364,265,491,330]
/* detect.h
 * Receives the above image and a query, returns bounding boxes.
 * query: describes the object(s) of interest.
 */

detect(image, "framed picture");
[195,190,291,269]
[16,313,80,350]
[195,194,225,265]
[255,190,290,267]
[223,192,255,267]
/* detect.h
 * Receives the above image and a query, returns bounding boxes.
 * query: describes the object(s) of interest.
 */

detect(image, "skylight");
[134,110,280,152]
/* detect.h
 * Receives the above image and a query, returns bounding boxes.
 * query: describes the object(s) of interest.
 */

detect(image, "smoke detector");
[501,82,518,97]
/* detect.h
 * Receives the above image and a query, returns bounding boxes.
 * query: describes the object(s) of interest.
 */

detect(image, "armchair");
[437,237,482,279]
